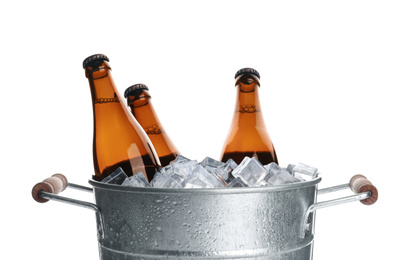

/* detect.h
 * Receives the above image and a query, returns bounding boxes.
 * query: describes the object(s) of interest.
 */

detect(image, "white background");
[1,1,407,259]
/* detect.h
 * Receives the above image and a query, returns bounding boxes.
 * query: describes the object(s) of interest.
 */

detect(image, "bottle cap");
[124,84,149,98]
[234,68,260,79]
[82,54,109,68]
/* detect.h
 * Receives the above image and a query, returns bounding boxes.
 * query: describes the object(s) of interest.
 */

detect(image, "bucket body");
[90,177,321,259]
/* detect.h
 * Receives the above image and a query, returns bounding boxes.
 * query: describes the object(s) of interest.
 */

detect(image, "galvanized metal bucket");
[32,174,377,260]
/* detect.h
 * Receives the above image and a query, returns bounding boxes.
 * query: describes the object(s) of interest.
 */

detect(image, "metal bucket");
[32,174,377,260]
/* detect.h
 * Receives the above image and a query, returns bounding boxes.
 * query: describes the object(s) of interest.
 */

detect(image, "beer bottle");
[124,84,180,166]
[83,54,161,182]
[220,68,279,165]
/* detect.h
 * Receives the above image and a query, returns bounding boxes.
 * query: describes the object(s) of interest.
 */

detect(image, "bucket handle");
[32,174,105,238]
[301,174,378,238]
[32,174,378,240]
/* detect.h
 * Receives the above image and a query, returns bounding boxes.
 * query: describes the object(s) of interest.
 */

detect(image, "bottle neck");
[233,75,264,127]
[127,91,179,165]
[128,92,160,131]
[128,91,152,109]
[86,63,121,104]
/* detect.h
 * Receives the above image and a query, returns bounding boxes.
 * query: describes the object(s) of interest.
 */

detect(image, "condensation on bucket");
[91,178,320,259]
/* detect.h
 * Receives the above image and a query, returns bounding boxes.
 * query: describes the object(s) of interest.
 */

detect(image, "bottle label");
[239,104,258,113]
[94,94,120,104]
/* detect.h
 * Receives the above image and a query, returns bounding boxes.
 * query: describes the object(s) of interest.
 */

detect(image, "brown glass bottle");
[220,68,278,165]
[83,54,161,182]
[124,84,180,166]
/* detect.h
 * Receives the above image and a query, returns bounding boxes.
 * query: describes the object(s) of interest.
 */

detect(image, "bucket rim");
[89,177,322,194]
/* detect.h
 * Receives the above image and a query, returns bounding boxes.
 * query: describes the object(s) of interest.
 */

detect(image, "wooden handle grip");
[32,174,68,203]
[349,174,378,205]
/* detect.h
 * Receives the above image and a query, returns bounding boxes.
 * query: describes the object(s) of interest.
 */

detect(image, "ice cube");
[212,163,234,182]
[122,172,151,187]
[200,157,225,169]
[185,165,225,188]
[293,163,318,179]
[224,175,236,184]
[263,170,275,183]
[101,167,128,185]
[253,180,269,187]
[184,174,206,188]
[150,171,166,187]
[264,162,281,175]
[166,174,186,188]
[232,157,268,185]
[199,157,237,183]
[285,164,296,174]
[172,160,199,178]
[210,170,228,187]
[294,173,305,181]
[266,169,299,185]
[199,157,227,181]
[170,155,191,164]
[227,177,249,188]
[231,157,251,177]
[153,173,186,188]
[158,164,173,174]
[216,159,238,184]
[225,158,238,170]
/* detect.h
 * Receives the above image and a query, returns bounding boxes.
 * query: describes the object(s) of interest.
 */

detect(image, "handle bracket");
[301,174,378,238]
[32,174,104,238]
